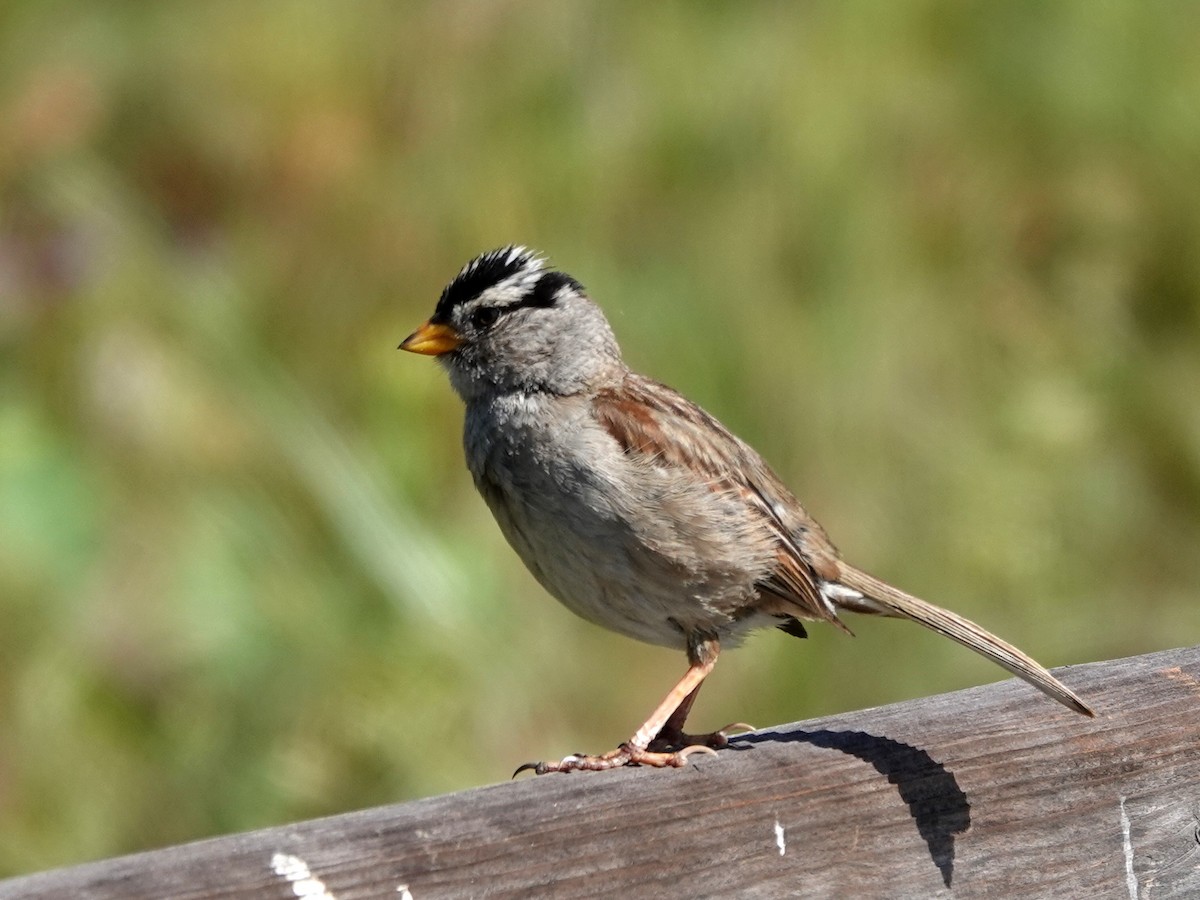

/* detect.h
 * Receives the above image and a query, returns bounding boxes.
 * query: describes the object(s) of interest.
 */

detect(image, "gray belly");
[473,439,777,649]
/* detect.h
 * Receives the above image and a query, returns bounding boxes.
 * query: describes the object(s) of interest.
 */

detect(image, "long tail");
[835,564,1095,717]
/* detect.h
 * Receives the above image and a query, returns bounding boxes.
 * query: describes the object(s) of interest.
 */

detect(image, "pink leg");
[515,635,747,776]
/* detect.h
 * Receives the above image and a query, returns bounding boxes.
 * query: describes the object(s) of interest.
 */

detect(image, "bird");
[399,246,1095,775]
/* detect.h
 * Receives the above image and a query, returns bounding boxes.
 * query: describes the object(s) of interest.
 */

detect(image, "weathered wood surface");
[3,645,1199,899]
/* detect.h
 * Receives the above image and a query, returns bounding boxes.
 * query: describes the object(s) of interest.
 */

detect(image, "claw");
[647,720,754,754]
[676,744,719,761]
[513,741,723,776]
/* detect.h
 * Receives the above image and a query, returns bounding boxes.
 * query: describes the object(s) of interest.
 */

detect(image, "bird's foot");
[513,742,717,777]
[647,721,755,753]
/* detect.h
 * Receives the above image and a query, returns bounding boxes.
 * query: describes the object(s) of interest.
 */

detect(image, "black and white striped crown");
[433,246,582,322]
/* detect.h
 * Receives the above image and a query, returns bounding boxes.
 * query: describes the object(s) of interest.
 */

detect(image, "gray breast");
[463,393,776,649]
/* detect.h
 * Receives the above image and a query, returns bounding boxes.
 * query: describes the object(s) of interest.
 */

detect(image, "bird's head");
[400,247,622,401]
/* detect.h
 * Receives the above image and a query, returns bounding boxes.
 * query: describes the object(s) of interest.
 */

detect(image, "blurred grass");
[2,0,1199,877]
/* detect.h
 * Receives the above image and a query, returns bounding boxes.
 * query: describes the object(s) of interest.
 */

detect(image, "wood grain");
[3,645,1198,899]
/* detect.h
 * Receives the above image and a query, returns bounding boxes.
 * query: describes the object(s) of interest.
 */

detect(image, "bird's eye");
[469,307,501,330]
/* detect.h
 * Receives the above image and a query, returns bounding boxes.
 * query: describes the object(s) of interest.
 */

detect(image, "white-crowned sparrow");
[401,247,1094,775]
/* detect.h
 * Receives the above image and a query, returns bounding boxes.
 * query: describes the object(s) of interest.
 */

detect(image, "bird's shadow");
[735,728,970,887]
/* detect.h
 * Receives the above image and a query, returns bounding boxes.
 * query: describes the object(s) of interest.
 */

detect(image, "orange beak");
[399,320,462,356]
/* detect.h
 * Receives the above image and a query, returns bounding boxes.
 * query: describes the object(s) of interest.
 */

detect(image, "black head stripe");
[525,271,582,309]
[433,246,542,321]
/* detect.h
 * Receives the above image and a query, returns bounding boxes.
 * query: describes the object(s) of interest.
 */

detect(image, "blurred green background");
[2,0,1198,877]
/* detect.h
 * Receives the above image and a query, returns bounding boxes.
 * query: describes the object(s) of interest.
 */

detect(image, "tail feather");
[835,564,1095,717]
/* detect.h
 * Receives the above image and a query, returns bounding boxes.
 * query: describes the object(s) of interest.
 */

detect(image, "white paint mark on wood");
[1119,796,1138,900]
[271,852,338,899]
[774,818,786,856]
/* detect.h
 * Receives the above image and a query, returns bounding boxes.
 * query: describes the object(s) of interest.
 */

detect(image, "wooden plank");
[3,645,1199,899]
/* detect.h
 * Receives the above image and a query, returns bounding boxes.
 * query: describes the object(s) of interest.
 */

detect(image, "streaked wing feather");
[592,375,842,627]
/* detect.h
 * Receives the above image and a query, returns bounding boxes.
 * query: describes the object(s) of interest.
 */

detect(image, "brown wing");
[592,374,848,631]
